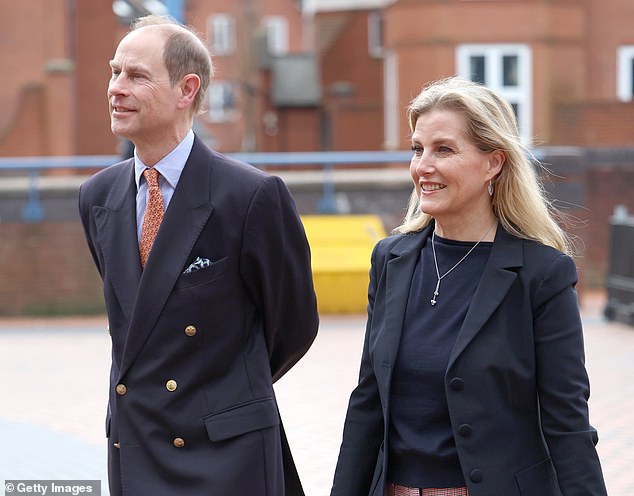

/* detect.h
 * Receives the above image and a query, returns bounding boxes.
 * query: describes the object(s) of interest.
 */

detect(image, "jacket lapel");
[93,160,141,322]
[447,227,523,368]
[119,139,215,378]
[381,227,431,371]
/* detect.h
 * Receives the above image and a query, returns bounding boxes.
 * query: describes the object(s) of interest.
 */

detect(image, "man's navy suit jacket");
[79,136,319,495]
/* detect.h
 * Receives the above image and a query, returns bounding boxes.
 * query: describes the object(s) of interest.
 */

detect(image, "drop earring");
[488,180,494,196]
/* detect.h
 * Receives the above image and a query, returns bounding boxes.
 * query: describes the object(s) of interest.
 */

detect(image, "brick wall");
[552,102,634,146]
[580,160,634,285]
[0,222,104,316]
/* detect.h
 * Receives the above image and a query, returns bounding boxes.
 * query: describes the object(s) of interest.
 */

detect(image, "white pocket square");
[183,257,212,274]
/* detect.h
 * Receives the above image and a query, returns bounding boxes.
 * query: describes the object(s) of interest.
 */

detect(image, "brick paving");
[1,291,633,495]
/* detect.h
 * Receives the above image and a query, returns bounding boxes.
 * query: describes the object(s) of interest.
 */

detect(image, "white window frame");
[457,44,532,143]
[208,81,238,123]
[617,46,634,102]
[263,16,289,56]
[368,10,384,59]
[207,14,236,56]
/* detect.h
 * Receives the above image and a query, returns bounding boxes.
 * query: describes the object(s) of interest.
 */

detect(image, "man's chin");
[111,124,132,140]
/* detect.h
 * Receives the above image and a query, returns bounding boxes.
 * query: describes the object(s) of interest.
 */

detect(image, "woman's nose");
[413,152,434,176]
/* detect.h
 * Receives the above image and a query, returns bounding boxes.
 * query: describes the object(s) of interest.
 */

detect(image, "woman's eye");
[411,145,423,156]
[438,145,453,154]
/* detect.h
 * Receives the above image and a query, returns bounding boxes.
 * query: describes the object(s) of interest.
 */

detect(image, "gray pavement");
[1,291,633,495]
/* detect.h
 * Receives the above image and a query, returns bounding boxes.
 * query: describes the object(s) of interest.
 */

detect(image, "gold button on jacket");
[173,438,185,448]
[166,380,177,392]
[116,384,127,395]
[184,325,197,337]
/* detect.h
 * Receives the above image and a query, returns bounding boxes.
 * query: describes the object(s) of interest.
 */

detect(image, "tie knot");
[144,167,160,188]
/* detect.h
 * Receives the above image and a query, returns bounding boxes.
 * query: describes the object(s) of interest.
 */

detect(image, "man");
[79,15,318,496]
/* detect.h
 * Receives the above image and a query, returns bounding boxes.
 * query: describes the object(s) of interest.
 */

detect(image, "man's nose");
[108,75,127,97]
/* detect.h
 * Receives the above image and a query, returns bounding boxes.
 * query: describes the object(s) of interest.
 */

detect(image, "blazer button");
[116,384,127,395]
[113,442,120,449]
[173,437,185,448]
[449,377,464,391]
[184,325,197,337]
[166,380,178,392]
[470,469,483,483]
[458,424,472,437]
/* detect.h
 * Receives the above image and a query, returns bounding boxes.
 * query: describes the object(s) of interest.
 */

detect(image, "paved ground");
[1,291,632,495]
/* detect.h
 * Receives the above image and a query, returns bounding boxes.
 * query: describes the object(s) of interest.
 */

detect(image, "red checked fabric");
[386,484,469,496]
[139,168,164,268]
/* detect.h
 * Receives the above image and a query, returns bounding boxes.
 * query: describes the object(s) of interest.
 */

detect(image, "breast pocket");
[175,256,229,290]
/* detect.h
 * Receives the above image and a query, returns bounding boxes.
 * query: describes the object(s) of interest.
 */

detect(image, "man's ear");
[177,74,201,109]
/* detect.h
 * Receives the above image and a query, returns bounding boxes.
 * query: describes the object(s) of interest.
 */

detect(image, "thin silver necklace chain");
[430,223,496,306]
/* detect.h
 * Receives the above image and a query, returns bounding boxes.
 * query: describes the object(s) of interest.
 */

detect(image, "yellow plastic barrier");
[301,215,387,314]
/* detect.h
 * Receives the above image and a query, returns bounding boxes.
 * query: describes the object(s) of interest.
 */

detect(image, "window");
[207,14,236,56]
[368,11,384,58]
[208,81,238,122]
[617,46,634,102]
[457,44,532,142]
[263,16,289,56]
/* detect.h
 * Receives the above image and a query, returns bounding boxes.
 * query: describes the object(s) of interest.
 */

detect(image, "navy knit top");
[387,233,493,488]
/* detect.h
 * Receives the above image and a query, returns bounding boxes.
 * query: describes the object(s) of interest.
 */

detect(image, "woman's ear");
[487,149,505,179]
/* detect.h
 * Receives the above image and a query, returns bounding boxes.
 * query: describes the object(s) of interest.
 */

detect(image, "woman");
[330,78,607,496]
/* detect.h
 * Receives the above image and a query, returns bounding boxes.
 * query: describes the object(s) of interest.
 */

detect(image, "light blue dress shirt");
[134,130,195,242]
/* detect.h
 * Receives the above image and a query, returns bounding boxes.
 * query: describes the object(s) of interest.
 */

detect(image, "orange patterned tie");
[139,168,164,268]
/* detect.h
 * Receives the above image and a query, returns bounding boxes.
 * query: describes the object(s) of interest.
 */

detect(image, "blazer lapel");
[448,228,523,368]
[119,140,215,378]
[381,227,431,372]
[93,161,141,322]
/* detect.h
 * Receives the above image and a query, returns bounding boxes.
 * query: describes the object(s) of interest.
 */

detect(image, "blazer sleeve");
[533,253,607,495]
[331,242,386,496]
[78,182,103,277]
[240,175,319,382]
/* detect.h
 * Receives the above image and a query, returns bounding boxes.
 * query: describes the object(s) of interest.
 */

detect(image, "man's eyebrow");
[108,60,149,74]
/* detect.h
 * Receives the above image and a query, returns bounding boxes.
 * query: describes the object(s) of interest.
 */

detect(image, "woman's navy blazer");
[331,224,607,496]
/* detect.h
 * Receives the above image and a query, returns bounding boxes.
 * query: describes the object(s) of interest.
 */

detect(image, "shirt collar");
[134,129,195,189]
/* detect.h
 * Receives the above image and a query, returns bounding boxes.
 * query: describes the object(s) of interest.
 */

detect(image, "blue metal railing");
[0,150,413,222]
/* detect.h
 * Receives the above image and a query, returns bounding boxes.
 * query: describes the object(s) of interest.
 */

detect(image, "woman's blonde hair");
[394,77,572,254]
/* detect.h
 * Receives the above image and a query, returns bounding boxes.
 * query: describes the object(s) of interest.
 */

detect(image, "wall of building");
[0,222,104,316]
[0,0,76,156]
[383,0,634,152]
[319,11,384,151]
[186,0,309,152]
[585,0,634,100]
[74,1,120,155]
[552,101,634,146]
[0,0,119,156]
